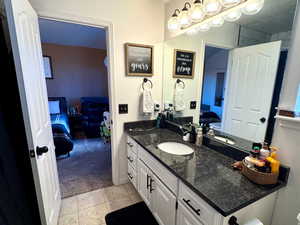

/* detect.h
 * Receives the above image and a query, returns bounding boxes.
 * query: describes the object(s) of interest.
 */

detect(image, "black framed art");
[125,43,153,77]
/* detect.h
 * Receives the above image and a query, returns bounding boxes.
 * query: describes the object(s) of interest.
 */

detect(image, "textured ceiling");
[39,19,107,50]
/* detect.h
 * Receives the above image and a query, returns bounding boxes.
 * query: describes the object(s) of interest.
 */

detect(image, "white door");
[151,174,176,225]
[223,41,281,142]
[4,0,61,225]
[137,160,151,207]
[177,202,204,225]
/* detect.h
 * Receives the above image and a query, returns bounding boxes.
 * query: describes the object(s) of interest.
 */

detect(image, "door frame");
[37,11,119,185]
[200,41,233,131]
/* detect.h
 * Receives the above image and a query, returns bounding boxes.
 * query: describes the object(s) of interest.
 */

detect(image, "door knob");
[36,146,49,156]
[260,117,266,123]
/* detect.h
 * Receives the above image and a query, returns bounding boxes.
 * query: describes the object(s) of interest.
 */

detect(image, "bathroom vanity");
[125,126,288,225]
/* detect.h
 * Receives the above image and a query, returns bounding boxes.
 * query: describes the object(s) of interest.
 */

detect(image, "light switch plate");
[119,104,128,114]
[190,101,197,110]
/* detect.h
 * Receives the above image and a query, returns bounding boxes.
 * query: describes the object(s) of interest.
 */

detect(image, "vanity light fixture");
[203,0,222,15]
[168,9,181,31]
[179,3,192,27]
[242,0,264,15]
[211,16,224,27]
[190,0,206,22]
[224,9,242,22]
[167,0,264,35]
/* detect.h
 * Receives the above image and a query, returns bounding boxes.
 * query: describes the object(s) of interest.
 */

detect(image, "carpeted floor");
[57,138,113,198]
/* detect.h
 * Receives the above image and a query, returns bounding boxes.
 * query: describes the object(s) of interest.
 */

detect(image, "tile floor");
[58,183,142,225]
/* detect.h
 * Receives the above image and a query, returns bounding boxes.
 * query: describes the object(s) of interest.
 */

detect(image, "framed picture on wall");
[43,56,54,79]
[173,49,195,79]
[125,43,153,77]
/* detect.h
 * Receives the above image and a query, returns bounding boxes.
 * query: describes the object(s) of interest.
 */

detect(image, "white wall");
[271,5,300,225]
[28,0,165,184]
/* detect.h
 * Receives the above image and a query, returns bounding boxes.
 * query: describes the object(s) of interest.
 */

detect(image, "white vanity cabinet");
[177,201,205,225]
[127,136,138,188]
[137,158,177,225]
[127,136,278,225]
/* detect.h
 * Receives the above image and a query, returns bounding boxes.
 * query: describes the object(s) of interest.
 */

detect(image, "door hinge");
[29,149,35,158]
[175,201,178,210]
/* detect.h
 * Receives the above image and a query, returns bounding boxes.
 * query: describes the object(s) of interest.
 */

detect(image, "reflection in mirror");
[162,0,297,143]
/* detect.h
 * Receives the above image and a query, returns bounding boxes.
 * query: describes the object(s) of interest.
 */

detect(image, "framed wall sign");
[125,43,153,77]
[173,49,195,79]
[43,56,54,79]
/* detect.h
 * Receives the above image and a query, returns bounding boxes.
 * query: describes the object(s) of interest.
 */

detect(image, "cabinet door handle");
[183,198,201,216]
[127,156,133,163]
[146,174,150,189]
[128,172,133,180]
[149,177,155,193]
[127,142,133,147]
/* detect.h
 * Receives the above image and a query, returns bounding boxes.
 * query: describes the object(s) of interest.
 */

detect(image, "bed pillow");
[49,100,61,114]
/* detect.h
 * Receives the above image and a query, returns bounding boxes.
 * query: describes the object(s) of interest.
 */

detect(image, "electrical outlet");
[119,104,128,114]
[190,101,197,109]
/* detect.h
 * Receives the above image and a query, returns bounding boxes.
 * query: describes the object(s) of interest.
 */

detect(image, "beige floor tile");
[103,184,131,202]
[123,183,138,195]
[60,196,78,216]
[58,213,79,225]
[105,198,135,212]
[129,192,143,204]
[78,203,109,225]
[77,189,108,210]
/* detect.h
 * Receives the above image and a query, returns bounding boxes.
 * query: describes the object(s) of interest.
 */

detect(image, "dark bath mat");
[105,202,159,225]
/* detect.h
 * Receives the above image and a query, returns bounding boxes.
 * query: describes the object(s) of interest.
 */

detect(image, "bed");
[48,97,73,157]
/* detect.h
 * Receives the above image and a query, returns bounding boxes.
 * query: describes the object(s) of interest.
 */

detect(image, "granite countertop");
[125,127,287,217]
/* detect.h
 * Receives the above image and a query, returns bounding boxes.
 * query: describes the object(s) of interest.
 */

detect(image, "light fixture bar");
[168,0,264,36]
[184,0,248,30]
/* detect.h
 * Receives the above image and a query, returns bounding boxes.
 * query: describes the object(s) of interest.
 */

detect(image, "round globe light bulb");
[242,0,264,15]
[224,9,242,22]
[211,16,225,27]
[198,22,211,32]
[168,16,180,31]
[179,10,192,27]
[204,0,222,16]
[191,2,206,22]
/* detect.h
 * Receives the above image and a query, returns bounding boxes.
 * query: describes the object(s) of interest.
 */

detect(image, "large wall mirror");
[162,0,298,143]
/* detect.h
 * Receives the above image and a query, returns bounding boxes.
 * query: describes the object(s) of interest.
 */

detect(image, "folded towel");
[174,86,185,111]
[143,87,154,114]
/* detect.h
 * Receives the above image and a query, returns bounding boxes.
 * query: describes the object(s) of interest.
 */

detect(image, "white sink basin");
[157,142,194,155]
[214,136,235,145]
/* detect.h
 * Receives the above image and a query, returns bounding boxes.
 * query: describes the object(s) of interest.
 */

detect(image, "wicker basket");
[241,160,279,185]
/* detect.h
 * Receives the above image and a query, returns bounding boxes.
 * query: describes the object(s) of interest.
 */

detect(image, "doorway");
[39,18,113,198]
[200,45,229,131]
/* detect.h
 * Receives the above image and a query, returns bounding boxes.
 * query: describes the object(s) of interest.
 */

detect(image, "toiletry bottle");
[251,142,262,158]
[156,113,161,128]
[195,127,203,147]
[189,125,197,144]
[259,143,270,160]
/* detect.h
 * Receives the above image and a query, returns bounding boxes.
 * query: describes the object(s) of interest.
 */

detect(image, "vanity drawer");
[127,162,137,188]
[127,147,137,169]
[127,136,137,154]
[138,146,178,194]
[179,182,216,225]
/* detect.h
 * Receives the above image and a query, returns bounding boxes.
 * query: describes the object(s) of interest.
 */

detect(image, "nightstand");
[69,114,83,137]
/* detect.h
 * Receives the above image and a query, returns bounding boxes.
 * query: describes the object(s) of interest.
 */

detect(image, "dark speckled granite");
[125,127,288,217]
